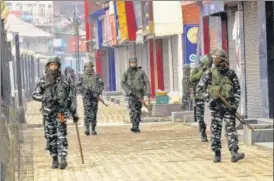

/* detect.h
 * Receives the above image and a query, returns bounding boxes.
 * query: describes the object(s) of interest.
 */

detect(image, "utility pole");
[0,2,2,115]
[73,6,81,79]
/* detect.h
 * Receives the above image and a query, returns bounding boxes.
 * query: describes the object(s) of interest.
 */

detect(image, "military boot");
[135,122,141,133]
[231,150,245,162]
[201,132,208,142]
[45,140,50,150]
[59,156,67,169]
[213,151,221,163]
[51,156,59,169]
[130,122,137,132]
[85,125,90,136]
[91,124,97,135]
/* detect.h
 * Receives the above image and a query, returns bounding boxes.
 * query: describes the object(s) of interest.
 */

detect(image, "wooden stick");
[75,122,84,164]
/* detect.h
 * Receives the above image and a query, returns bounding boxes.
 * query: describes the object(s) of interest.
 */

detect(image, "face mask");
[85,67,94,74]
[129,62,137,69]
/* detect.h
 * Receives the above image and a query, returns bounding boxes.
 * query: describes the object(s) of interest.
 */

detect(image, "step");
[171,111,194,122]
[254,142,273,151]
[151,104,182,117]
[243,124,273,145]
[103,91,123,97]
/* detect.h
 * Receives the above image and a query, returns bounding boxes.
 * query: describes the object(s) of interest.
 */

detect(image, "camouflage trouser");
[83,97,98,128]
[209,102,239,152]
[128,97,142,127]
[195,99,206,133]
[44,112,68,157]
[42,114,47,139]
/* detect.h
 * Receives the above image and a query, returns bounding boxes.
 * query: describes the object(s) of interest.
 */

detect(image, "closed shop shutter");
[101,49,109,91]
[114,47,121,91]
[136,44,142,67]
[171,35,179,91]
[243,1,261,118]
[227,9,237,70]
[141,42,149,76]
[209,16,222,52]
[162,38,170,91]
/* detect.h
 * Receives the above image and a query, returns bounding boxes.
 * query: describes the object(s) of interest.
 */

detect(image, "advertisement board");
[183,24,199,67]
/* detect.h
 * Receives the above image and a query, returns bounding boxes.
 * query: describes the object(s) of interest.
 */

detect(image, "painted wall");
[153,1,183,37]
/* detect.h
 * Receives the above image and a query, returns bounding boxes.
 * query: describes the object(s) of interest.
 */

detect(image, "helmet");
[128,57,137,62]
[84,62,94,68]
[46,57,61,66]
[64,66,74,75]
[201,54,213,67]
[211,49,228,62]
[211,49,228,70]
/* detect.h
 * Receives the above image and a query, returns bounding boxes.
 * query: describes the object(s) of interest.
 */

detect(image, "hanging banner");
[183,24,198,67]
[202,1,225,16]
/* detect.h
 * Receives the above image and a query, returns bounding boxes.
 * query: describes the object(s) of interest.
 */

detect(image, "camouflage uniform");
[198,49,245,163]
[41,65,50,150]
[189,55,213,142]
[64,67,77,118]
[78,62,104,135]
[32,57,78,169]
[121,58,151,132]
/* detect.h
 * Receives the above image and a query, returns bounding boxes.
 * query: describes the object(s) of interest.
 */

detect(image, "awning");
[89,7,109,20]
[181,1,197,6]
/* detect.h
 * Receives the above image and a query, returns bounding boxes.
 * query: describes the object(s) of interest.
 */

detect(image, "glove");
[72,113,79,123]
[227,106,237,114]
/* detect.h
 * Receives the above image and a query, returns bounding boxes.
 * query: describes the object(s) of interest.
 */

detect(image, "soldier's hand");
[228,106,237,114]
[73,116,79,123]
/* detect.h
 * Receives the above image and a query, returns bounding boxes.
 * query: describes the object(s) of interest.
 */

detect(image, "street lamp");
[61,6,81,79]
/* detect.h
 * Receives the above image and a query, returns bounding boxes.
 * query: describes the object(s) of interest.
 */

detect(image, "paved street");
[26,100,273,181]
[26,96,130,126]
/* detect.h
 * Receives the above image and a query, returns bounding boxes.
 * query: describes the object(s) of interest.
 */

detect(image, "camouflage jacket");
[197,67,241,107]
[32,74,77,115]
[121,67,150,99]
[78,72,104,98]
[190,67,208,100]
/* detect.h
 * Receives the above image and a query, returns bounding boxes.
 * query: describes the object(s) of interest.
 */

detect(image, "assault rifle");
[98,96,108,107]
[123,83,152,112]
[216,91,254,131]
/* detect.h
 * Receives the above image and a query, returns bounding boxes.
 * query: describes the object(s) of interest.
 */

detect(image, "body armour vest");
[126,68,145,92]
[82,73,98,92]
[208,68,233,99]
[43,75,69,108]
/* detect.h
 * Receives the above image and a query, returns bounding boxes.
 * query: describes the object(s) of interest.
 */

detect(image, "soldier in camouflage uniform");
[78,62,104,135]
[64,66,77,119]
[41,65,50,150]
[198,49,245,163]
[189,55,213,142]
[121,58,151,132]
[32,57,79,169]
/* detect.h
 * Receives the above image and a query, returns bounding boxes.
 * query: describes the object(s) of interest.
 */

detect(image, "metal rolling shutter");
[162,38,170,91]
[136,44,142,67]
[141,42,149,76]
[227,9,237,70]
[171,35,179,91]
[114,47,121,91]
[209,16,219,52]
[102,50,109,91]
[243,1,261,118]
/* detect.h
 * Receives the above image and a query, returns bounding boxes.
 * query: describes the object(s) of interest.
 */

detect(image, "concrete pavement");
[25,96,273,181]
[31,122,273,181]
[26,96,130,126]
